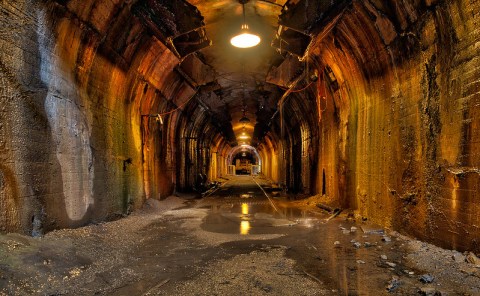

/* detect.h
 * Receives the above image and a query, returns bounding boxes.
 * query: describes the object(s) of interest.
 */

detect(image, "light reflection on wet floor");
[2,176,478,295]
[202,201,322,235]
[201,175,327,236]
[199,176,416,295]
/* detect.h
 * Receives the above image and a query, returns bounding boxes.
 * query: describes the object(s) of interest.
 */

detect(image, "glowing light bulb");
[231,24,260,48]
[231,32,261,48]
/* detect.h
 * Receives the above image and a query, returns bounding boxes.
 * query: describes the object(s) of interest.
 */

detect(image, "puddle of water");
[240,220,250,235]
[201,201,324,235]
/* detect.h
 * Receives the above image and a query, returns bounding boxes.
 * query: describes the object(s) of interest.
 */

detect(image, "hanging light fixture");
[239,107,250,123]
[230,1,261,48]
[239,115,250,123]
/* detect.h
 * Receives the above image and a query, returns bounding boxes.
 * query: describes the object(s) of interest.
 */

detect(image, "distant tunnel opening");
[232,151,256,175]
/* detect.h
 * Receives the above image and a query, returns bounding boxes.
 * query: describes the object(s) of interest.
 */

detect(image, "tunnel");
[1,0,480,294]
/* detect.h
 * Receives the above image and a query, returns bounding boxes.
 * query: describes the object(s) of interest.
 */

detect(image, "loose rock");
[382,236,392,242]
[418,287,442,296]
[386,276,401,292]
[381,255,388,260]
[460,267,478,275]
[452,251,465,263]
[466,252,480,265]
[386,262,396,268]
[419,274,434,283]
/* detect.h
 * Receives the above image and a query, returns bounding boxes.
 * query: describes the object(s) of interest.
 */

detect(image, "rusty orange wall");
[314,0,480,251]
[0,0,140,233]
[0,0,187,234]
[258,135,280,183]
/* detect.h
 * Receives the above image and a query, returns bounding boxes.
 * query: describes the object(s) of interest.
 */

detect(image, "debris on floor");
[382,235,392,242]
[466,252,480,265]
[386,276,401,292]
[419,274,435,283]
[386,262,397,268]
[361,225,385,235]
[1,177,480,295]
[418,286,442,296]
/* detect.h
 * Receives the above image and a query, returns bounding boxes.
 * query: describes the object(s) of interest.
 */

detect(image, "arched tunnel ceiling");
[181,0,290,146]
[54,0,388,147]
[128,0,347,147]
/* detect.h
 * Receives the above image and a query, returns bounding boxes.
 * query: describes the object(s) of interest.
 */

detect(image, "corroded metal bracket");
[167,27,212,59]
[133,0,212,59]
[272,26,312,58]
[272,0,352,59]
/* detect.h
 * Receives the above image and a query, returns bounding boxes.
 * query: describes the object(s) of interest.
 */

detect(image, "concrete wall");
[313,0,480,251]
[0,0,192,234]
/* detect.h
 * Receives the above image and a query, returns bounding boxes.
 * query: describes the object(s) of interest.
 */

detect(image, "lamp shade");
[230,22,260,48]
[230,30,261,48]
[239,116,250,123]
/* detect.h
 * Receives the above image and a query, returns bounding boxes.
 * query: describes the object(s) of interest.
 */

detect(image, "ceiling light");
[230,3,260,48]
[239,116,250,123]
[239,105,250,123]
[231,25,260,48]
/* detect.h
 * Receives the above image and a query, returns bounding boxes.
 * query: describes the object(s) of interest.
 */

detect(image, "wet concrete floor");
[1,175,480,295]
[196,176,410,294]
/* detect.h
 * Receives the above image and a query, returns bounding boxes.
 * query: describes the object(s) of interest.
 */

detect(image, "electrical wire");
[142,88,199,118]
[278,81,315,93]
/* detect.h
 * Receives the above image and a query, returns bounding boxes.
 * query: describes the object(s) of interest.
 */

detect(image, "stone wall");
[0,0,192,234]
[314,0,480,251]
